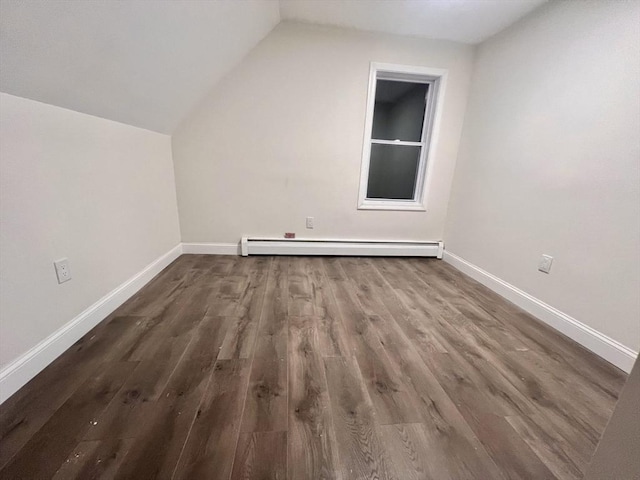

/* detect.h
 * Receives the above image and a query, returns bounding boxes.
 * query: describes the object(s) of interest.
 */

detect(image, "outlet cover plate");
[538,254,553,274]
[54,258,72,283]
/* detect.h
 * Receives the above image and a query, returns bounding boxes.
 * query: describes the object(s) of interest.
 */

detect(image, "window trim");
[357,62,448,211]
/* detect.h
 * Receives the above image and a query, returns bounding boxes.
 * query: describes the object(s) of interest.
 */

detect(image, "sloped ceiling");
[0,0,280,133]
[0,0,545,134]
[280,0,547,44]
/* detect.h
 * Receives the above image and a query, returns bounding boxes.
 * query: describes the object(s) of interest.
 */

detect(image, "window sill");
[358,200,426,212]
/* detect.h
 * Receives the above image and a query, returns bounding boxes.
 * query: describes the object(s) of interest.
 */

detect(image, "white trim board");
[181,242,240,255]
[0,244,183,404]
[357,62,448,212]
[443,251,638,373]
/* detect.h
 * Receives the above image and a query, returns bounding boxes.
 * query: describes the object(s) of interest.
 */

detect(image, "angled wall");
[172,22,474,243]
[445,0,640,354]
[585,358,640,480]
[0,93,181,374]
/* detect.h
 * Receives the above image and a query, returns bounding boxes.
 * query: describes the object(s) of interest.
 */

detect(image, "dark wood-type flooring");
[0,255,627,479]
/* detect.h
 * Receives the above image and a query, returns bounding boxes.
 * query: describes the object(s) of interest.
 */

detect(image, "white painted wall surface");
[172,22,474,243]
[0,0,280,133]
[0,93,181,370]
[445,1,640,351]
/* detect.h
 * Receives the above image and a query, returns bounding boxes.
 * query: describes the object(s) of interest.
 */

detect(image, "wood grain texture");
[172,359,250,480]
[231,431,287,480]
[1,361,137,479]
[324,356,394,480]
[52,438,134,480]
[255,257,288,360]
[0,315,146,468]
[242,357,288,433]
[218,257,271,360]
[288,316,341,480]
[111,355,216,480]
[0,255,626,479]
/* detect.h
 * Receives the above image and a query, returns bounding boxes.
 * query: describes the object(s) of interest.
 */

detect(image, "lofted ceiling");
[0,0,545,134]
[0,0,280,133]
[279,0,547,44]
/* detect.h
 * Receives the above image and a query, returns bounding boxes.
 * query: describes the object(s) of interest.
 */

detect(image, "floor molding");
[443,251,637,373]
[0,244,183,404]
[182,242,240,255]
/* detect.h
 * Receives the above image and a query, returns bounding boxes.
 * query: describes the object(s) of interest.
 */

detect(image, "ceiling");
[0,0,545,134]
[0,0,279,133]
[280,0,547,44]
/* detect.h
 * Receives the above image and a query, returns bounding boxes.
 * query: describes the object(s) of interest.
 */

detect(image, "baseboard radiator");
[240,236,443,258]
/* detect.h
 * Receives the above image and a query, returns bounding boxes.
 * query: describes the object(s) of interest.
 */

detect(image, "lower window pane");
[366,144,421,200]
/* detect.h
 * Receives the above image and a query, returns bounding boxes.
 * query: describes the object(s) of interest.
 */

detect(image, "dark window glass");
[371,80,428,142]
[366,144,421,200]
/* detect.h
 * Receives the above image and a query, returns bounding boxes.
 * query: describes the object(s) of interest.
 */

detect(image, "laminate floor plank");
[339,259,508,479]
[380,423,498,480]
[111,355,215,480]
[305,257,350,357]
[181,314,235,361]
[375,258,460,323]
[231,431,287,480]
[120,286,209,362]
[254,257,288,360]
[388,259,613,454]
[83,359,177,441]
[172,359,251,480]
[1,362,137,479]
[325,271,423,425]
[387,258,528,352]
[505,414,584,480]
[288,257,316,317]
[0,255,625,480]
[241,357,288,433]
[84,314,233,443]
[0,315,150,469]
[288,316,341,480]
[462,413,557,480]
[434,313,607,450]
[417,259,625,395]
[116,261,205,317]
[323,356,394,480]
[218,257,271,360]
[52,438,134,480]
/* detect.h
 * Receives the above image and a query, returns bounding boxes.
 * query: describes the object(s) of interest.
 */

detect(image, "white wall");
[445,1,640,351]
[585,359,640,480]
[0,0,280,133]
[0,93,181,370]
[172,22,474,243]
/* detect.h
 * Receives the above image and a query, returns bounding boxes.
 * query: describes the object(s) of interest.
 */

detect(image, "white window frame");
[357,62,447,211]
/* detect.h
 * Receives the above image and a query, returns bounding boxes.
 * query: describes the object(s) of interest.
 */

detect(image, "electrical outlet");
[54,258,72,283]
[306,217,314,229]
[538,254,553,274]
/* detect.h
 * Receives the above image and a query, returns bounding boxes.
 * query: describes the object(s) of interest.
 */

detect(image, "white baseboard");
[0,244,183,404]
[443,251,637,373]
[182,242,240,255]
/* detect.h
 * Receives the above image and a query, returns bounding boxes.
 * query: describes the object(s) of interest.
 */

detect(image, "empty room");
[0,0,639,479]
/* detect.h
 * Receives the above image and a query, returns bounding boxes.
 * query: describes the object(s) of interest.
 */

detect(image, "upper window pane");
[371,80,429,142]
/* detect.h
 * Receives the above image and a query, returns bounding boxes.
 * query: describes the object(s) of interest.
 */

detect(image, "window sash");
[358,63,446,211]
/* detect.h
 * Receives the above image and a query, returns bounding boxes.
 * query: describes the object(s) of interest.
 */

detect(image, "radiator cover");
[240,236,443,258]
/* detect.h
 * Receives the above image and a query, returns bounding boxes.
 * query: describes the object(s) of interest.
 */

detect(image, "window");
[358,63,446,211]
